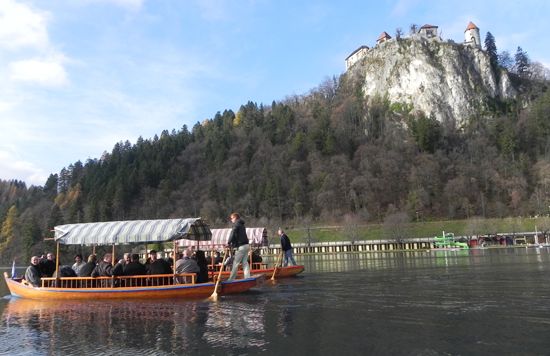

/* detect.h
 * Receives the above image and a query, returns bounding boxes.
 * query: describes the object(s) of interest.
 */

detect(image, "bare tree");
[343,213,360,246]
[395,28,403,40]
[383,211,410,243]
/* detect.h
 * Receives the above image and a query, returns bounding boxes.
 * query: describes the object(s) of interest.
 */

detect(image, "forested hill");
[1,43,549,263]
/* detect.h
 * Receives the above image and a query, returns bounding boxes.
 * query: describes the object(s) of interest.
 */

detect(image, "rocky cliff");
[347,37,517,126]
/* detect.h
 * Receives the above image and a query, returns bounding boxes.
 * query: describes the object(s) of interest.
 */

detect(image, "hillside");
[0,32,549,264]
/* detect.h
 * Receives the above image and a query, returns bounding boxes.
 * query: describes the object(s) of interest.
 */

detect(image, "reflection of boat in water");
[3,218,262,300]
[2,290,270,354]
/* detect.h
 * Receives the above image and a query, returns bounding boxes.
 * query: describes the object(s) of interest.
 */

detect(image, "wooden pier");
[260,238,434,255]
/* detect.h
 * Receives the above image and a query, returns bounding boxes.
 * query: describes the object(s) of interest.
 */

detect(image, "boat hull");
[212,265,305,279]
[3,272,261,300]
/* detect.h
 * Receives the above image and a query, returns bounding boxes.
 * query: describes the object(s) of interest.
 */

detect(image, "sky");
[1,0,549,186]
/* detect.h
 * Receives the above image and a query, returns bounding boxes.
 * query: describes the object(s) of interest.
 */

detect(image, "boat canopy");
[54,218,211,246]
[178,227,268,248]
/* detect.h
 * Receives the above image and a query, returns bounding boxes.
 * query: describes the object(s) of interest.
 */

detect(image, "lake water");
[2,248,550,355]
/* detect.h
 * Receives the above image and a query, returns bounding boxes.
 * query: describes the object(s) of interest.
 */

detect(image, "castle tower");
[376,31,392,45]
[464,21,481,48]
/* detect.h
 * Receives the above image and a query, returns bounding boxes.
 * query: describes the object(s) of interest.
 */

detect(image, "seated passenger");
[71,254,86,275]
[124,254,147,276]
[53,265,77,278]
[24,256,42,287]
[213,251,222,264]
[91,253,114,277]
[39,252,56,277]
[252,249,263,263]
[112,253,129,276]
[194,250,209,283]
[175,249,199,283]
[78,254,97,277]
[146,250,172,275]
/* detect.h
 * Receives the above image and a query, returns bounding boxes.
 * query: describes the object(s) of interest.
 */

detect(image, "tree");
[514,46,530,77]
[383,211,410,243]
[46,204,64,238]
[484,32,498,73]
[0,205,18,251]
[410,114,442,153]
[498,50,514,71]
[395,28,403,40]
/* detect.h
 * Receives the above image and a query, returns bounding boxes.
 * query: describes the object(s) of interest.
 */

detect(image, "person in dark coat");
[252,249,263,263]
[91,253,114,277]
[146,250,172,275]
[194,250,209,283]
[78,254,97,277]
[39,252,56,277]
[124,254,147,276]
[53,265,77,278]
[227,212,250,281]
[278,228,297,266]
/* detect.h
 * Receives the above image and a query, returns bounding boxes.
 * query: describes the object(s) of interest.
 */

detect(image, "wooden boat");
[179,226,305,279]
[3,272,262,300]
[210,264,304,280]
[5,217,262,300]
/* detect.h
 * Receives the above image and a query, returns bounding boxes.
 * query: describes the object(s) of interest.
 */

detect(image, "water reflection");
[3,248,550,355]
[1,295,270,355]
[300,250,476,272]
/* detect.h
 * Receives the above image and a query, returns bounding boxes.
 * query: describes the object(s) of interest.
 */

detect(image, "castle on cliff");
[345,21,481,70]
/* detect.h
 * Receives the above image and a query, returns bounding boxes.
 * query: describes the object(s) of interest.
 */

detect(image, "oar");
[210,248,229,301]
[270,252,283,281]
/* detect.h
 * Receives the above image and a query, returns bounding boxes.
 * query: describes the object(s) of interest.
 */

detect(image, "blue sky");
[1,0,549,186]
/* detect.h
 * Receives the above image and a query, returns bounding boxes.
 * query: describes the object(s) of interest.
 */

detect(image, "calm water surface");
[2,248,550,355]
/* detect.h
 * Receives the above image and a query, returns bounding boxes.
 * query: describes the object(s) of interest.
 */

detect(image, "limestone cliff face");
[348,38,517,126]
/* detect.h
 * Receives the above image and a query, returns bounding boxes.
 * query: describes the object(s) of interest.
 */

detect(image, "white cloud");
[9,57,68,87]
[0,149,48,186]
[0,0,50,50]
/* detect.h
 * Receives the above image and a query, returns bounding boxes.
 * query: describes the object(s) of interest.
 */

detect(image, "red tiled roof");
[465,21,478,31]
[377,31,392,41]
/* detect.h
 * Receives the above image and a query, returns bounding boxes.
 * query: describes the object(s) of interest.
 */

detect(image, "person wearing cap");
[278,228,297,266]
[227,212,251,281]
[71,253,86,275]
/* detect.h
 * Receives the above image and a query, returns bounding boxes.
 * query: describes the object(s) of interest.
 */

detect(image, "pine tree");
[514,46,530,77]
[484,32,498,72]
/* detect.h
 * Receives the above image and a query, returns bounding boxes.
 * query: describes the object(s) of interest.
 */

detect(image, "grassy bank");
[286,217,550,244]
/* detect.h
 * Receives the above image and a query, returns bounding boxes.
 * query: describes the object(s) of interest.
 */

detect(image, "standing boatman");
[278,228,297,267]
[227,212,251,281]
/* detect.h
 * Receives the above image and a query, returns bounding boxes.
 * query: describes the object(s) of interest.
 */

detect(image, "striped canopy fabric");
[54,218,211,246]
[178,227,268,248]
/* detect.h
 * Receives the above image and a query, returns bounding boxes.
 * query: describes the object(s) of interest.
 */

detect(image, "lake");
[2,248,550,355]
